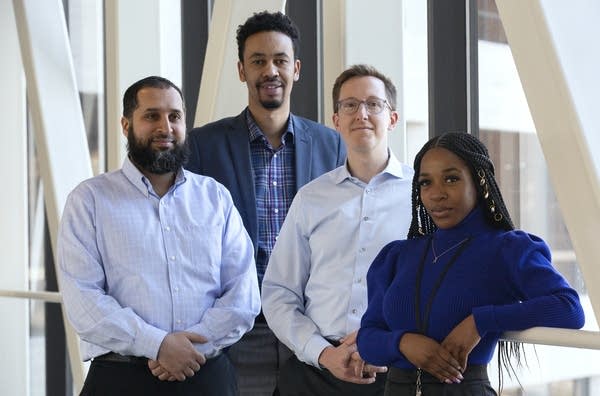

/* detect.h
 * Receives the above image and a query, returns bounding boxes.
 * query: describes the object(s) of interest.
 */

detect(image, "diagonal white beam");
[12,0,92,391]
[495,0,600,322]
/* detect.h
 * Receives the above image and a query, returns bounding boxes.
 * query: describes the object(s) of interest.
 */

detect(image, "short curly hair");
[236,11,300,62]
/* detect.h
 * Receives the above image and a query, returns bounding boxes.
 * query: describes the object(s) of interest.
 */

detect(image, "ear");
[238,61,246,83]
[387,110,399,131]
[293,59,301,82]
[121,116,130,138]
[332,112,341,131]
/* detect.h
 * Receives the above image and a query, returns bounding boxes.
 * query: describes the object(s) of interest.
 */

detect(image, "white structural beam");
[0,0,28,393]
[194,0,286,127]
[495,0,600,322]
[322,0,406,161]
[104,0,182,171]
[12,0,92,391]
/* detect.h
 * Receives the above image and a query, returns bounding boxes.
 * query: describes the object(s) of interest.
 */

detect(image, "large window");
[477,1,599,394]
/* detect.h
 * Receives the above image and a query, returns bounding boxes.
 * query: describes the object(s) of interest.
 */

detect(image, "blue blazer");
[186,109,346,251]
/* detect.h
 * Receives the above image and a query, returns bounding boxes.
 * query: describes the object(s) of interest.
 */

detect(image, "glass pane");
[477,0,600,394]
[68,0,106,174]
[404,0,429,164]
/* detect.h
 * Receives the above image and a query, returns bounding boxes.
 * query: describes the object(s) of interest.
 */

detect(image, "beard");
[260,98,283,109]
[126,125,189,174]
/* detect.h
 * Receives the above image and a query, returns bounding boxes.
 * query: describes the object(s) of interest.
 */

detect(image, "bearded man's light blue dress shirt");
[58,157,260,361]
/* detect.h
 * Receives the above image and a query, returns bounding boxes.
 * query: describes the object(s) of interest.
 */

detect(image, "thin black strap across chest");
[414,236,472,334]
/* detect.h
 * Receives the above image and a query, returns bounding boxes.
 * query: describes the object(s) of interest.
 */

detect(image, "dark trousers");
[227,321,293,396]
[385,365,497,396]
[276,354,386,396]
[80,354,237,396]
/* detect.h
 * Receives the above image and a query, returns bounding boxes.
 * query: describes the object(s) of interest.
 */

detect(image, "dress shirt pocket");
[184,224,222,286]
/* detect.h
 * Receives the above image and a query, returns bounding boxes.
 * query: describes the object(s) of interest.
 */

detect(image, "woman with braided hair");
[356,132,584,395]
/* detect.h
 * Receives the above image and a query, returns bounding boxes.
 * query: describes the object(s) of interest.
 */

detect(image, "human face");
[418,147,478,229]
[121,86,187,174]
[238,31,300,111]
[333,76,398,156]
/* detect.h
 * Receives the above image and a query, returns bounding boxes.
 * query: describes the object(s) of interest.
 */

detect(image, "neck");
[346,150,389,183]
[248,104,290,148]
[132,162,176,197]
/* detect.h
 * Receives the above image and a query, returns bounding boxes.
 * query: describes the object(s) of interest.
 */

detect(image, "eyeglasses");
[336,97,391,115]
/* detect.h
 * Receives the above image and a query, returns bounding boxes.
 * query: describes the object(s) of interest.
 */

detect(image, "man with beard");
[57,76,260,396]
[186,12,346,396]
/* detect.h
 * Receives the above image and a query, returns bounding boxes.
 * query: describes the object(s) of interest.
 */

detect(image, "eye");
[144,113,159,121]
[169,113,182,122]
[366,99,382,111]
[274,58,288,65]
[445,175,460,183]
[341,100,359,112]
[418,179,430,187]
[251,59,265,66]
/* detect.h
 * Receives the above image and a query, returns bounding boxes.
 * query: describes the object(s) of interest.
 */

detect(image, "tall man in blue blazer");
[186,11,346,396]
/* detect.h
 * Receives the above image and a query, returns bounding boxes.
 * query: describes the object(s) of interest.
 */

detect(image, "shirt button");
[170,256,176,261]
[274,154,278,158]
[173,287,179,292]
[165,226,171,231]
[363,216,369,221]
[176,320,181,324]
[352,309,357,314]
[365,188,371,194]
[359,247,366,253]
[357,278,362,283]
[272,181,277,186]
[274,208,279,214]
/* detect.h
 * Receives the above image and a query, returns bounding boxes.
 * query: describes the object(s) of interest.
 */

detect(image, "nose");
[157,115,173,133]
[354,102,369,120]
[263,60,279,78]
[429,183,448,201]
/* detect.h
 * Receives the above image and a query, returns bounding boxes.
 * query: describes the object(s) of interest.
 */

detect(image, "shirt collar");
[245,108,295,144]
[122,156,186,197]
[333,150,408,185]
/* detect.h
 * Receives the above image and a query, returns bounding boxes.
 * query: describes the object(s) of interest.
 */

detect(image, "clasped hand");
[147,331,208,381]
[399,314,481,384]
[318,331,387,384]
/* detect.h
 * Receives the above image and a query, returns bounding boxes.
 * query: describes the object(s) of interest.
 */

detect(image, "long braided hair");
[408,132,522,392]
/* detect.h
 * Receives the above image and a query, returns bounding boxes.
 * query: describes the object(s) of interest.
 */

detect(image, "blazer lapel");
[225,113,258,243]
[293,115,312,190]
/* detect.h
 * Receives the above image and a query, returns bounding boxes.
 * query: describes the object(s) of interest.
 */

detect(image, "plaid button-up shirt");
[247,110,296,284]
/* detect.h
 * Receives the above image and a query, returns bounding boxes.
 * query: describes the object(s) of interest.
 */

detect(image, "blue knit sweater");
[357,206,585,368]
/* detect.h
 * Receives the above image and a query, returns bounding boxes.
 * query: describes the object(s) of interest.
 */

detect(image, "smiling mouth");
[351,125,374,131]
[152,138,175,148]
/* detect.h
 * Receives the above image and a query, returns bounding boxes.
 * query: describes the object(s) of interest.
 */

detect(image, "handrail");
[503,327,600,350]
[2,290,599,350]
[0,289,62,303]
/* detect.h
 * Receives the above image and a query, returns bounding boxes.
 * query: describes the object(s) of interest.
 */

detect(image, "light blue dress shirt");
[261,153,414,367]
[58,157,260,361]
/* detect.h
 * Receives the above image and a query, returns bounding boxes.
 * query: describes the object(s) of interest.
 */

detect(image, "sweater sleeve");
[357,241,407,366]
[473,231,584,336]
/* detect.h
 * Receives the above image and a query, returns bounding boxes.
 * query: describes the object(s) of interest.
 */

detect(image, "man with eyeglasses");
[261,64,414,396]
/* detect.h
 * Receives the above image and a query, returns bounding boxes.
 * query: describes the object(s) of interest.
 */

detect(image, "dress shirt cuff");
[472,305,495,337]
[303,334,333,368]
[132,325,168,360]
[195,341,220,358]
